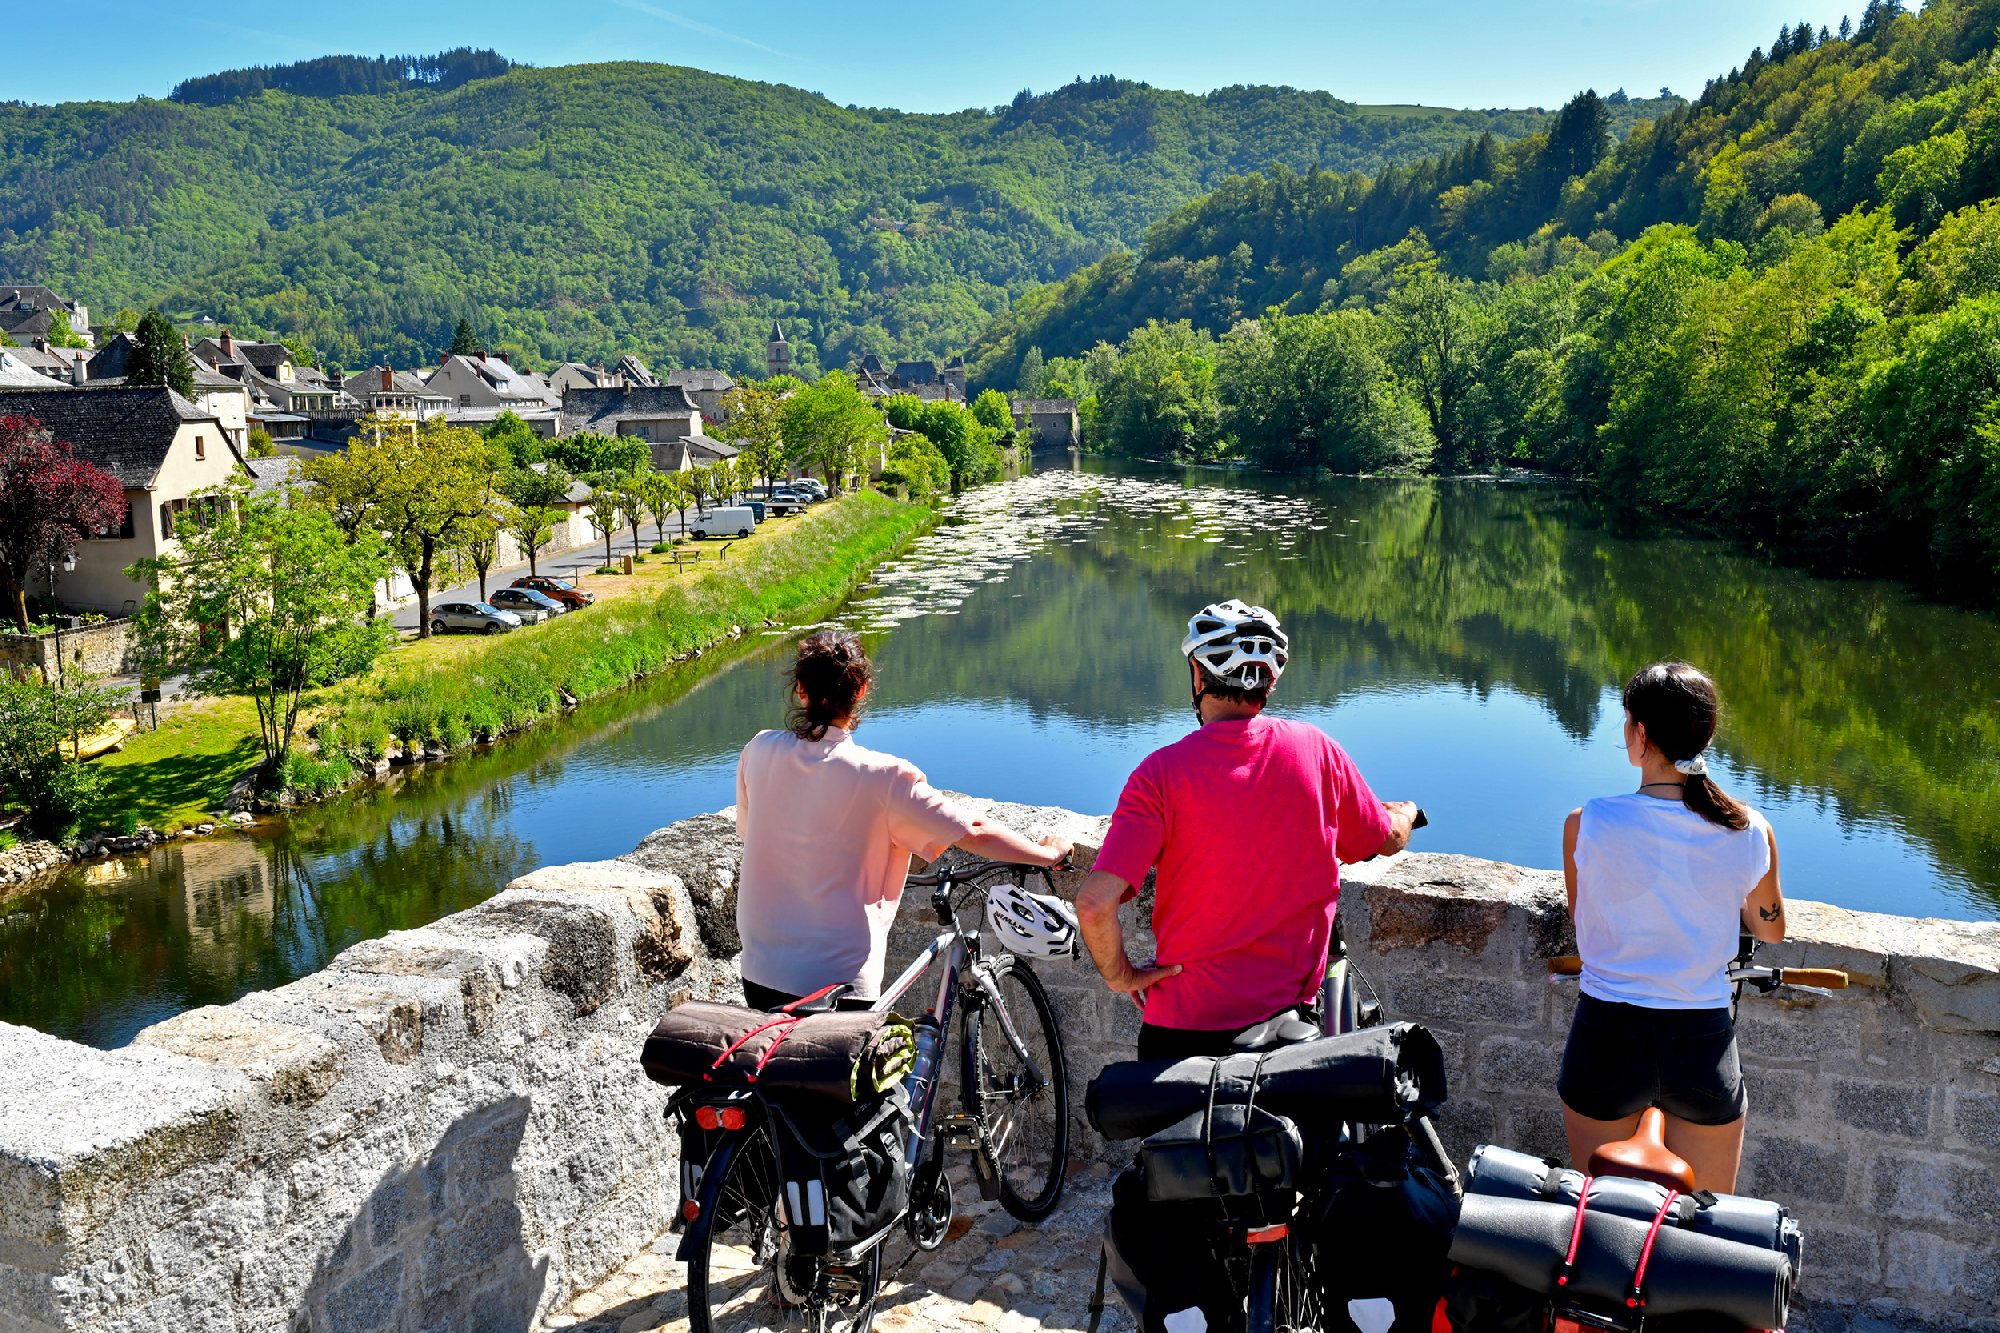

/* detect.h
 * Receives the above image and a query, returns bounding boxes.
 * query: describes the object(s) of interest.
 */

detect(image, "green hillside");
[965,0,2000,596]
[0,62,1630,374]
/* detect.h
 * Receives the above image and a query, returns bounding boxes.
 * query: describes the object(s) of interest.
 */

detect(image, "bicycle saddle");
[1587,1107,1697,1191]
[1229,1014,1321,1053]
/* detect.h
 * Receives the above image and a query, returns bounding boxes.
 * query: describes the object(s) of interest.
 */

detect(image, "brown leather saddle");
[1587,1107,1697,1191]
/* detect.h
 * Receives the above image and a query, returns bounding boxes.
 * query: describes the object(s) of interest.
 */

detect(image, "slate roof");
[560,385,700,435]
[895,360,940,386]
[665,368,735,394]
[0,387,223,488]
[0,353,62,388]
[1013,398,1078,414]
[769,321,786,343]
[618,355,659,387]
[244,455,303,496]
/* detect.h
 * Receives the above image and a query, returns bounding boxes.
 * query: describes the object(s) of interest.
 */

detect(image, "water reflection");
[4,463,1995,1048]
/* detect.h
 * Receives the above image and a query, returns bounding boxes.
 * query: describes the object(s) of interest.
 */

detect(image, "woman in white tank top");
[1557,662,1786,1191]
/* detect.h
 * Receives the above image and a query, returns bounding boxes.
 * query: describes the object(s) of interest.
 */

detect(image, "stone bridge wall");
[1,801,1995,1331]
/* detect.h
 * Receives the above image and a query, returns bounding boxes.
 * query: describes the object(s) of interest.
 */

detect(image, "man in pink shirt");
[1077,599,1421,1059]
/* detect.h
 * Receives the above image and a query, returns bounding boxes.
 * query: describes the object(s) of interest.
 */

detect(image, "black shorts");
[741,979,872,1012]
[1557,994,1747,1126]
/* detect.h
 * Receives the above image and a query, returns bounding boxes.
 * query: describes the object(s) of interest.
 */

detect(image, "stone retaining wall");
[0,618,135,679]
[1,801,1995,1331]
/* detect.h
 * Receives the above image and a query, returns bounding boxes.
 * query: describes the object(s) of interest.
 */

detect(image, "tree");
[659,470,694,536]
[1095,320,1224,461]
[459,503,503,600]
[972,388,1015,438]
[545,430,648,477]
[582,481,625,567]
[779,372,886,489]
[1016,345,1047,398]
[305,417,497,637]
[502,463,573,575]
[636,471,681,545]
[129,478,389,776]
[450,317,480,355]
[483,410,544,467]
[129,308,194,399]
[714,382,787,490]
[1384,269,1493,472]
[46,310,87,350]
[247,427,277,458]
[616,483,650,554]
[0,416,128,633]
[0,672,124,835]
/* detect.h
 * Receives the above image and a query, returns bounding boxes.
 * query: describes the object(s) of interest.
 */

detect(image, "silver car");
[487,587,564,624]
[430,601,522,635]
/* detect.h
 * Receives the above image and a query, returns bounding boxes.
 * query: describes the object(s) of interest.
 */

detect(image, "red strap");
[1627,1189,1680,1308]
[1555,1176,1593,1287]
[705,1014,801,1082]
[780,985,841,1013]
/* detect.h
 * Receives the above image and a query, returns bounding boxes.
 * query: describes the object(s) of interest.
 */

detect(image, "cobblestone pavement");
[540,1160,1134,1333]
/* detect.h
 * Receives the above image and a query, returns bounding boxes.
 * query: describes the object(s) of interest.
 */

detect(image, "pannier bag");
[765,1088,914,1261]
[1086,1022,1448,1142]
[641,1000,915,1103]
[1137,1052,1306,1204]
[1442,1144,1801,1331]
[1311,1129,1461,1332]
[1103,1167,1242,1333]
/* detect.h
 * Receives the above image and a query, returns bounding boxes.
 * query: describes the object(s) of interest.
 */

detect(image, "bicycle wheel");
[687,1124,881,1333]
[966,953,1070,1221]
[1245,1232,1325,1333]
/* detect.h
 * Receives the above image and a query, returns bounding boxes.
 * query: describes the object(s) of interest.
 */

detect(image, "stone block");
[508,859,698,983]
[1950,1090,2000,1152]
[419,1200,525,1298]
[1883,1230,2000,1304]
[1802,1224,1882,1293]
[1869,1151,1999,1227]
[333,926,545,1036]
[1473,1034,1561,1094]
[1832,1079,1932,1140]
[1499,1100,1568,1161]
[1390,970,1544,1030]
[1743,1134,1849,1203]
[622,812,743,957]
[1432,1096,1495,1165]
[0,1024,249,1258]
[133,1007,342,1104]
[325,1253,403,1333]
[1734,1000,1860,1066]
[472,891,623,1015]
[1348,854,1568,965]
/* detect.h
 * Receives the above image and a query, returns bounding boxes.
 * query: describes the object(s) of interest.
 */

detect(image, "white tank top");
[1573,793,1772,1010]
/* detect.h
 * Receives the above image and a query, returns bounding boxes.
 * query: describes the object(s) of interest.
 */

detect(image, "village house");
[347,365,452,419]
[557,385,738,470]
[188,330,347,442]
[0,387,246,615]
[1011,397,1080,447]
[0,285,91,348]
[427,351,561,433]
[547,355,663,397]
[852,352,967,402]
[662,367,736,420]
[3,339,88,384]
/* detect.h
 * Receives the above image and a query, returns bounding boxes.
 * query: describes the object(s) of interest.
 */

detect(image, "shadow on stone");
[291,1095,551,1333]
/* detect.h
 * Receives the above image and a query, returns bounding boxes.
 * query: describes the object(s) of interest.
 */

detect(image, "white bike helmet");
[1182,599,1289,690]
[984,882,1081,959]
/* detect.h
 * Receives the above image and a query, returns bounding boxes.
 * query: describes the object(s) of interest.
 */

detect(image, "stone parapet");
[0,802,1993,1330]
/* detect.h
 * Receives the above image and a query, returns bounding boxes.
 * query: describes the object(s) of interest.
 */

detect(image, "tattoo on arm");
[1758,903,1783,923]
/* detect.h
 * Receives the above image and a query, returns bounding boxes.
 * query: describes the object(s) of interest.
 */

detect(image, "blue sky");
[11,0,1865,112]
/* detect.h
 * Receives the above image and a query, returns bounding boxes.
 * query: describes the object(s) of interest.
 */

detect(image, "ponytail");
[1622,662,1750,832]
[787,630,873,741]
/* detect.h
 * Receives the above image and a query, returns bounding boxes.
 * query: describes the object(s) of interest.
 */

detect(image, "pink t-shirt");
[736,726,974,998]
[1094,715,1391,1031]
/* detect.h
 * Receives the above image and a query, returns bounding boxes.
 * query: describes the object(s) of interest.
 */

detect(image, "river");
[5,460,1997,1048]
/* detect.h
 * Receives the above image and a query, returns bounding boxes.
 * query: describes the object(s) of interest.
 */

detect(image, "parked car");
[742,499,767,523]
[689,506,755,539]
[431,602,522,635]
[792,477,827,501]
[488,587,565,623]
[510,575,595,609]
[763,488,803,516]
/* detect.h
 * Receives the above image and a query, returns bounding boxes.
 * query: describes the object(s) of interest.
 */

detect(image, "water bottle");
[902,1016,941,1168]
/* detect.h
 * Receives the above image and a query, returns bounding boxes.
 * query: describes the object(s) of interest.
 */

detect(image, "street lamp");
[46,549,76,688]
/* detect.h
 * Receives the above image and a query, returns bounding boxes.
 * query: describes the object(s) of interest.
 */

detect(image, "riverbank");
[64,491,932,854]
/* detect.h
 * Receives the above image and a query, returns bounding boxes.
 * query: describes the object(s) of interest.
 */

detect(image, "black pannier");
[765,1088,914,1261]
[1310,1128,1461,1332]
[1137,1052,1306,1204]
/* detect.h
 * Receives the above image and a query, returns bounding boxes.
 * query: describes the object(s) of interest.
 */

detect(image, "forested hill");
[965,0,2000,387]
[0,64,1660,375]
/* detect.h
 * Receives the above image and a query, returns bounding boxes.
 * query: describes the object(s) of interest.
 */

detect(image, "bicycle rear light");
[718,1106,747,1131]
[681,1199,701,1223]
[694,1105,720,1131]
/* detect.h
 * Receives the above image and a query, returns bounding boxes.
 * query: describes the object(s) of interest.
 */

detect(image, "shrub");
[278,748,355,801]
[650,542,673,554]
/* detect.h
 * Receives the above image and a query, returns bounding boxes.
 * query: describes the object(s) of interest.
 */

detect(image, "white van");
[689,506,756,539]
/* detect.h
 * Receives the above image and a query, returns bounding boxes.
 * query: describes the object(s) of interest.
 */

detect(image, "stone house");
[0,284,90,348]
[0,387,246,615]
[663,368,736,420]
[853,353,967,403]
[558,385,737,470]
[347,366,452,419]
[427,352,561,433]
[1011,397,1080,447]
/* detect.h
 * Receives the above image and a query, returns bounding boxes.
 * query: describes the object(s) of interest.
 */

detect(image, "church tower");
[765,320,790,380]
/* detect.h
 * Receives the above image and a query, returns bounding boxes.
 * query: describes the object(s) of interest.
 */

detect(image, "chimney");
[72,356,87,386]
[440,351,450,365]
[382,368,394,391]
[220,329,234,359]
[497,351,509,366]
[31,337,47,353]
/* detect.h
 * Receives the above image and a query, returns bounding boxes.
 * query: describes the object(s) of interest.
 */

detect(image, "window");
[194,435,205,460]
[459,394,472,408]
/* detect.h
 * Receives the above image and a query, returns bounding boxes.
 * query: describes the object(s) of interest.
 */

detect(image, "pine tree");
[130,308,195,399]
[449,317,479,356]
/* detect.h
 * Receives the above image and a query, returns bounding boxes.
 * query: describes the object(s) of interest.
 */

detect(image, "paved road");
[390,520,682,633]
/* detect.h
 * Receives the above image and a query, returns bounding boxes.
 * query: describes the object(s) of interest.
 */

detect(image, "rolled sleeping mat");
[1465,1145,1793,1253]
[641,1001,915,1103]
[1086,1022,1447,1142]
[1448,1193,1793,1329]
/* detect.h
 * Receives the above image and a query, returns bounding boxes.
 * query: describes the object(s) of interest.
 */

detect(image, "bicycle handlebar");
[905,854,1062,890]
[1546,956,1849,991]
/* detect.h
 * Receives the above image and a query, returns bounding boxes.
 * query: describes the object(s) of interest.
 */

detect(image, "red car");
[510,575,595,609]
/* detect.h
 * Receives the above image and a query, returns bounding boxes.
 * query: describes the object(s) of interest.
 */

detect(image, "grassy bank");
[95,492,933,832]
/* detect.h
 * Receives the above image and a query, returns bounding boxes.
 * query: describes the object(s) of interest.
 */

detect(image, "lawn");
[91,696,265,833]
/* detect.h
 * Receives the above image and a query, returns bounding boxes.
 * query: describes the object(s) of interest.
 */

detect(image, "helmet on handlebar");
[984,883,1081,959]
[1182,599,1288,691]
